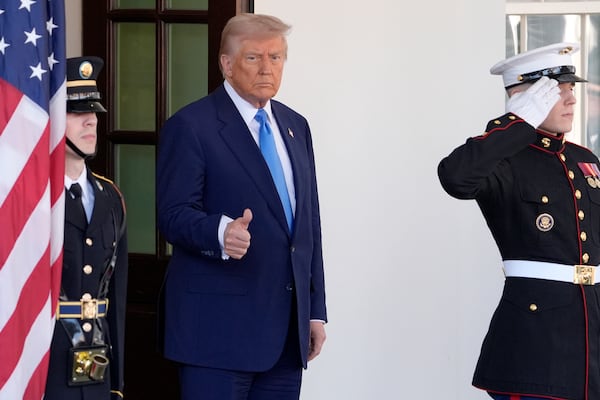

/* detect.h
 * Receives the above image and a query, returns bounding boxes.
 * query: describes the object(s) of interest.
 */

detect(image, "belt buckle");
[574,265,595,285]
[81,299,97,319]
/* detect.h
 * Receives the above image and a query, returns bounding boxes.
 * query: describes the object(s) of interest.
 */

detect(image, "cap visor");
[67,100,107,113]
[555,73,588,83]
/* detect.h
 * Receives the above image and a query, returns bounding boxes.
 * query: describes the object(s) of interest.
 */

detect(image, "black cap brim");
[67,100,107,113]
[555,73,587,83]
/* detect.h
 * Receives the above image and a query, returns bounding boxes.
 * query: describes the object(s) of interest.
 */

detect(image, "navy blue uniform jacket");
[438,113,600,399]
[157,84,327,372]
[45,170,128,400]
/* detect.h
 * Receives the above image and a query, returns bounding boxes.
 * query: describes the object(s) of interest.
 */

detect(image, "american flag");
[0,0,66,399]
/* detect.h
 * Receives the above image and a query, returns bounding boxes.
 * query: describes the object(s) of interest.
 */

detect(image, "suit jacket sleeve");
[305,121,327,322]
[157,105,222,258]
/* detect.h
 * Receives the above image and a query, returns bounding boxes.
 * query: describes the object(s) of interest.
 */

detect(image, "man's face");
[539,82,577,134]
[220,36,286,108]
[66,112,97,158]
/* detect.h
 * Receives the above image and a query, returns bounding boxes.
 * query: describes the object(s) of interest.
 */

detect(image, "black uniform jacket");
[44,170,127,400]
[438,113,600,400]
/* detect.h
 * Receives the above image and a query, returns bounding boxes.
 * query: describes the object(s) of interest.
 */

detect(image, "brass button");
[560,154,566,162]
[85,238,93,246]
[581,231,588,241]
[569,170,575,179]
[579,210,585,220]
[529,304,538,312]
[583,253,590,263]
[494,120,501,125]
[82,293,92,301]
[541,196,549,204]
[83,265,92,275]
[508,115,516,120]
[576,190,582,199]
[82,322,92,332]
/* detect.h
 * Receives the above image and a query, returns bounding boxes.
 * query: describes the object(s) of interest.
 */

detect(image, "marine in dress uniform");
[438,43,600,400]
[44,57,128,400]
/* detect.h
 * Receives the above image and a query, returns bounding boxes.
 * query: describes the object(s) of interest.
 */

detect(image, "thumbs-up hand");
[224,208,253,259]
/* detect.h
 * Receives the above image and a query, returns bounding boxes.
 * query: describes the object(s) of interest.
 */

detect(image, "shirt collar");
[223,80,274,125]
[65,169,90,196]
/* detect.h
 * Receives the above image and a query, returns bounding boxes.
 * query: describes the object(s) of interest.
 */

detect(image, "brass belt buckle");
[81,299,97,319]
[574,265,595,285]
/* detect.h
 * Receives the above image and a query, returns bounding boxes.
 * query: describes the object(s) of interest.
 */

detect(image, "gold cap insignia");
[559,46,573,55]
[79,61,94,79]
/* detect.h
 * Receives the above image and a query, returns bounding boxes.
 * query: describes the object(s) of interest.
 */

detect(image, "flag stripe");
[0,296,53,400]
[0,187,52,332]
[0,79,23,137]
[0,94,48,209]
[0,246,51,388]
[0,125,51,272]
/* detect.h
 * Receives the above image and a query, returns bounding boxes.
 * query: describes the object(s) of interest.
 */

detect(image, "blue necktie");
[255,109,293,231]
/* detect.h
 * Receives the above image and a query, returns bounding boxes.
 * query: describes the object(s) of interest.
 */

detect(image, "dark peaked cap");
[66,56,107,113]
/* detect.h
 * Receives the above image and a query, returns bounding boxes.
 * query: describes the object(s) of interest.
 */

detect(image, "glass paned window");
[115,144,156,254]
[587,15,600,151]
[167,24,209,117]
[114,0,154,9]
[115,23,156,131]
[166,0,209,10]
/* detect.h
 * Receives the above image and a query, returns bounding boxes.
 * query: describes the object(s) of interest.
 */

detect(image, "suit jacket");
[157,84,327,372]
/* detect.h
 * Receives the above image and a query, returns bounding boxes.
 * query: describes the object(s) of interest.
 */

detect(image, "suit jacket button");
[290,246,295,252]
[285,283,293,291]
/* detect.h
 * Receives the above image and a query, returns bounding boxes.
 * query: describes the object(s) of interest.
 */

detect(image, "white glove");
[506,76,560,128]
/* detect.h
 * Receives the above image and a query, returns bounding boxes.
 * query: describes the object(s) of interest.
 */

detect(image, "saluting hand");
[224,208,253,259]
[506,76,560,128]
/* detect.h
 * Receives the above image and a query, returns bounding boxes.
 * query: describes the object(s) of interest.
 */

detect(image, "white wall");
[255,1,507,399]
[64,0,82,57]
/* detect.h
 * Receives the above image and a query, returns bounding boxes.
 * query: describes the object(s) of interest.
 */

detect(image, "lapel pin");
[288,128,294,138]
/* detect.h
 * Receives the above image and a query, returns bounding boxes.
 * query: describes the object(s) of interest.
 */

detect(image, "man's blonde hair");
[219,13,291,60]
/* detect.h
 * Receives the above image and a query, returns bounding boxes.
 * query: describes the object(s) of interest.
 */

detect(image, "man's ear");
[220,54,232,77]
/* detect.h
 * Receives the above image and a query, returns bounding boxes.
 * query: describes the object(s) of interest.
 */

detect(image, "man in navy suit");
[157,13,327,400]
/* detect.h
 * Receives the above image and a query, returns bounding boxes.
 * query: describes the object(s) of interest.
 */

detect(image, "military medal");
[578,162,600,188]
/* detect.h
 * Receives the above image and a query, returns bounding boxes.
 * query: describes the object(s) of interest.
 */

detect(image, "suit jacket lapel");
[214,86,291,235]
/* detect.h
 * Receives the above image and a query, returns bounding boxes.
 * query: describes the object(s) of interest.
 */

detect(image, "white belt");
[503,260,600,285]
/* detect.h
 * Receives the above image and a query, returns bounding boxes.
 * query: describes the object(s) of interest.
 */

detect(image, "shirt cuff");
[218,215,234,260]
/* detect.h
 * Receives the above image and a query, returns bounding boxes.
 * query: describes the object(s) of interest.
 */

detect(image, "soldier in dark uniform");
[438,43,600,400]
[44,57,128,400]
